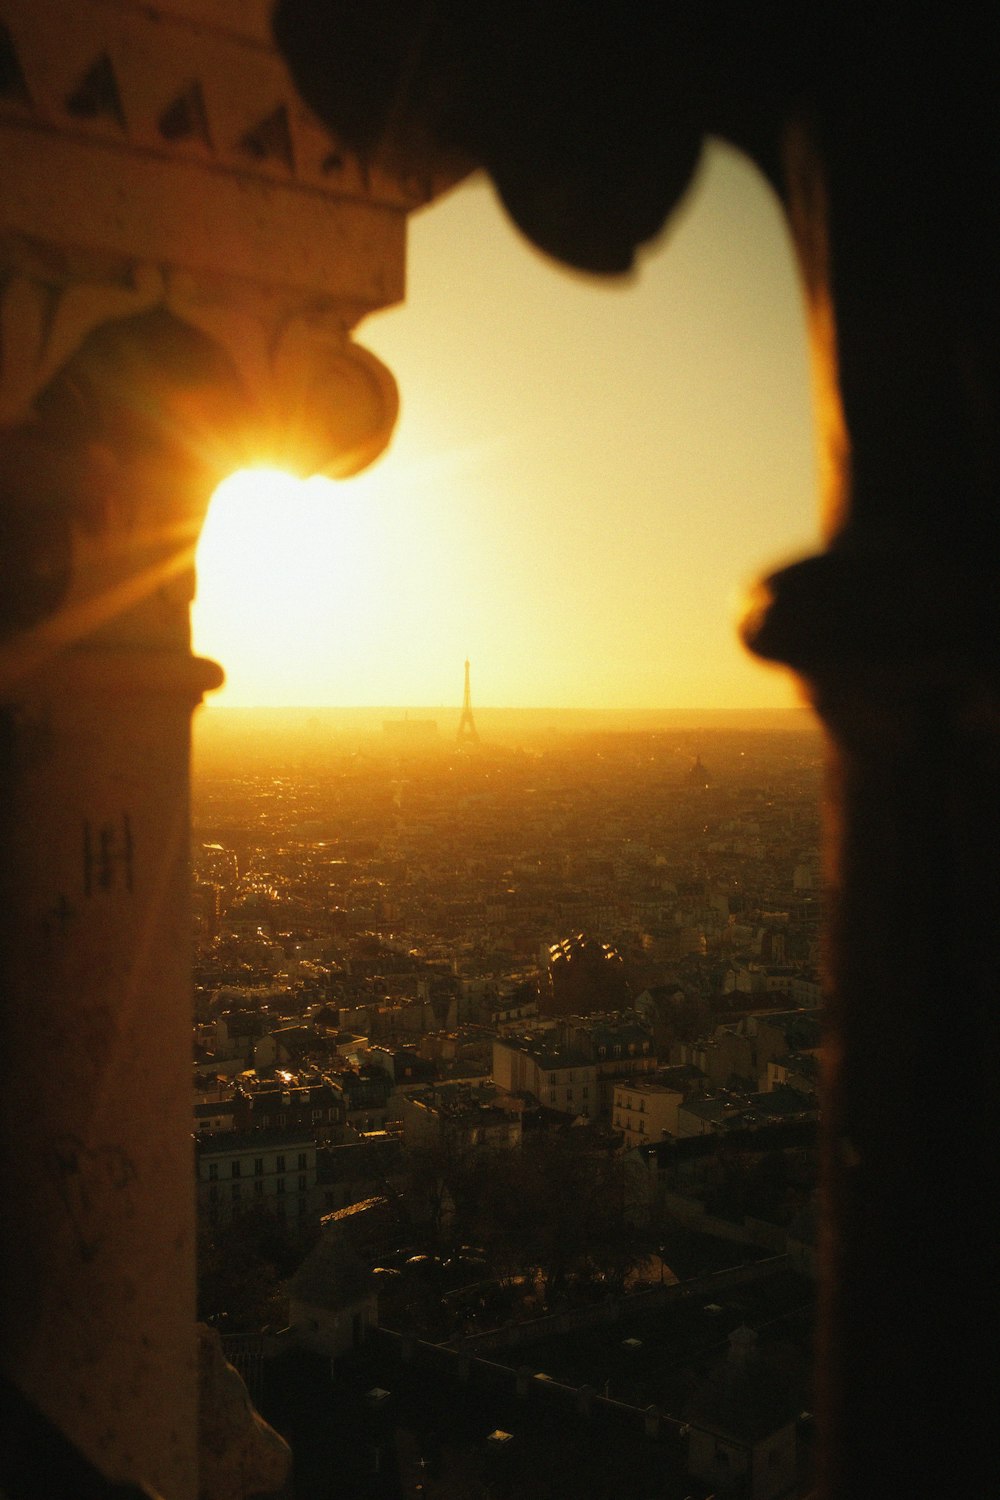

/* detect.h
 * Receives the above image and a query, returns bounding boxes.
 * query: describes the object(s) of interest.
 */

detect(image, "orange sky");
[193,141,819,711]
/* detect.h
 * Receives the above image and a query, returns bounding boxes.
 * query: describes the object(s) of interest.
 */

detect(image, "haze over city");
[193,142,819,715]
[189,707,824,1498]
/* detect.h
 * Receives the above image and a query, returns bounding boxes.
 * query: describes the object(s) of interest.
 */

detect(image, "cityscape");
[191,685,824,1498]
[3,6,994,1500]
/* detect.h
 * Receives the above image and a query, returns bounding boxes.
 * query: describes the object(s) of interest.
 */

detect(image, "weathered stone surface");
[197,1325,292,1500]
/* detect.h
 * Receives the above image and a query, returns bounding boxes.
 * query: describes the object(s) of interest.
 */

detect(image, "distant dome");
[543,932,630,1016]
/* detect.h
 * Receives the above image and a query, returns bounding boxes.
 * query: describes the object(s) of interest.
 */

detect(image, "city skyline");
[193,141,819,712]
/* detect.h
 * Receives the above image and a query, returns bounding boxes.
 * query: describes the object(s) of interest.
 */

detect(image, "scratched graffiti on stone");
[48,1133,137,1263]
[82,812,135,896]
[39,892,77,954]
[42,1003,116,1085]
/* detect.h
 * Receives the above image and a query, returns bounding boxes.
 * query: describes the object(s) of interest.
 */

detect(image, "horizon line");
[198,702,814,716]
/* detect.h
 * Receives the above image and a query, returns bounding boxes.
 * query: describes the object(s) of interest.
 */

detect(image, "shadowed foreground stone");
[197,1325,292,1500]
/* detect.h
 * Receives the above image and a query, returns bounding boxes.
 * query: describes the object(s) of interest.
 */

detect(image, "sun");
[191,440,499,710]
[192,467,379,706]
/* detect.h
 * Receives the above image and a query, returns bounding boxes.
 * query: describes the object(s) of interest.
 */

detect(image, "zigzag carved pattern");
[0,21,305,176]
[238,104,295,170]
[0,10,425,204]
[158,80,211,148]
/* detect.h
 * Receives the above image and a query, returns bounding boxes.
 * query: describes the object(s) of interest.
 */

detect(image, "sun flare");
[192,467,379,705]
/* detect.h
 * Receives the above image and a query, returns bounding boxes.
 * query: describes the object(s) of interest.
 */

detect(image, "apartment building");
[612,1077,686,1147]
[195,1129,319,1228]
[491,1036,596,1117]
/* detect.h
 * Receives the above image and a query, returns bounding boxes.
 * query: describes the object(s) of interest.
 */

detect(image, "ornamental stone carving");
[0,0,444,470]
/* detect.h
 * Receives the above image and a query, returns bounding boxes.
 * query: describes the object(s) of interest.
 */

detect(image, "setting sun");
[193,452,485,708]
[193,467,382,706]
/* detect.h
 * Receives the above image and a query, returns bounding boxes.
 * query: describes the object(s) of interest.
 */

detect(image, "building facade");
[612,1078,686,1148]
[491,1036,597,1117]
[196,1129,319,1229]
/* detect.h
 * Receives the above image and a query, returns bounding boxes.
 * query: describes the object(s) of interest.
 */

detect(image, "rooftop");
[195,1126,317,1154]
[495,1036,593,1071]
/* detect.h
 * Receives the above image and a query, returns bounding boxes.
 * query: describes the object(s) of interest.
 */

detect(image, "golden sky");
[193,140,819,711]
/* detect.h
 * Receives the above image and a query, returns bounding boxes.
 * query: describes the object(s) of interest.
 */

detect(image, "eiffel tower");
[456,658,480,745]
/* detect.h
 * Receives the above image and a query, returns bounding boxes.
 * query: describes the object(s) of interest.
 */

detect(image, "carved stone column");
[0,310,242,1500]
[0,3,443,1494]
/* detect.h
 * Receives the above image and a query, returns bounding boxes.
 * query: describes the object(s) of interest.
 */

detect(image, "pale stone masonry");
[491,1035,597,1117]
[613,1078,686,1147]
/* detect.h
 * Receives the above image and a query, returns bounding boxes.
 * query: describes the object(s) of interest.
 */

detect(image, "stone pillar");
[743,108,1000,1500]
[0,310,243,1500]
[0,5,425,1493]
[0,302,401,1496]
[747,553,999,1500]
